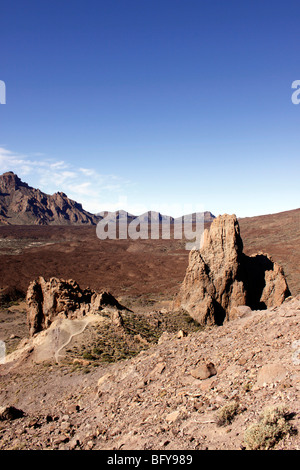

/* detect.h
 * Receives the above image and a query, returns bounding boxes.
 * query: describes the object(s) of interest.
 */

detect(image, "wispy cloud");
[0,147,38,174]
[0,147,129,214]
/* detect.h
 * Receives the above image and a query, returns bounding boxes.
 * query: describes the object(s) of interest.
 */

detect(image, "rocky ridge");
[0,172,99,225]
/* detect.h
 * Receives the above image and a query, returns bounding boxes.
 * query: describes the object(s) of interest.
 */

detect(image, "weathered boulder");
[0,406,24,421]
[228,305,252,321]
[190,362,217,380]
[256,363,287,387]
[174,214,290,325]
[26,276,125,336]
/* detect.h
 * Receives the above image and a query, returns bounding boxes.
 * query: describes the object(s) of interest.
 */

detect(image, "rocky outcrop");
[174,214,290,325]
[0,171,99,225]
[26,276,125,336]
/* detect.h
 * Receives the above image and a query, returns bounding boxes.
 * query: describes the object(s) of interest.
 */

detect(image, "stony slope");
[0,295,299,450]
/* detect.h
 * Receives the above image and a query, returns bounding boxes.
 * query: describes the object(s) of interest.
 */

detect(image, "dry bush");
[215,401,240,426]
[244,405,295,450]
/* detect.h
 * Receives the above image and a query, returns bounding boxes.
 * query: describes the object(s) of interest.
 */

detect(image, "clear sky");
[0,0,299,217]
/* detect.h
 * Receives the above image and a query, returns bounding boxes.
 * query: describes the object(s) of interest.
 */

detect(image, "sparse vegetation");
[244,406,295,450]
[63,309,203,368]
[215,401,240,426]
[243,381,253,393]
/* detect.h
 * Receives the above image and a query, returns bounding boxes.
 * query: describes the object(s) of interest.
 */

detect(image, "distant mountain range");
[0,172,215,226]
[98,209,216,225]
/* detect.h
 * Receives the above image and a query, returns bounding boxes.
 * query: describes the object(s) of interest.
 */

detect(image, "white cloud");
[0,146,130,214]
[49,160,68,169]
[0,147,33,173]
[79,168,97,177]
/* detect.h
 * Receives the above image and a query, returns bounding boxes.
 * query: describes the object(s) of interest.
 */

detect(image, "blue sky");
[0,0,299,217]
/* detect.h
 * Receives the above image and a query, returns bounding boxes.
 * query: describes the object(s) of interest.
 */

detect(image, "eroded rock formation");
[174,214,290,325]
[26,276,125,336]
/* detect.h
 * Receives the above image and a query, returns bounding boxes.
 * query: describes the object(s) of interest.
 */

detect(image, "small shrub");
[244,405,295,450]
[82,351,95,361]
[216,401,240,426]
[243,381,253,393]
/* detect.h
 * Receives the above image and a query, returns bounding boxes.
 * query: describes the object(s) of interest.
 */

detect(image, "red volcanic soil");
[0,208,299,305]
[0,225,189,303]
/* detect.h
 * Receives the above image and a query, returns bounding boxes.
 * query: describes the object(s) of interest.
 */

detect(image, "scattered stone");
[53,436,69,446]
[237,356,248,366]
[150,362,166,376]
[73,358,90,367]
[28,418,40,428]
[177,329,187,339]
[190,362,217,380]
[66,404,80,414]
[68,437,81,450]
[111,310,124,328]
[256,363,288,387]
[158,308,168,314]
[0,406,25,421]
[165,410,181,423]
[9,334,19,340]
[97,372,113,393]
[158,332,172,344]
[137,379,148,389]
[199,378,217,392]
[228,305,252,321]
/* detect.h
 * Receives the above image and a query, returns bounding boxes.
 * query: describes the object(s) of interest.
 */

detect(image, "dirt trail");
[54,319,95,363]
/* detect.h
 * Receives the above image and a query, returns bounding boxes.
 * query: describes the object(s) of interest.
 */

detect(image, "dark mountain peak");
[0,172,99,226]
[0,171,29,193]
[54,191,68,198]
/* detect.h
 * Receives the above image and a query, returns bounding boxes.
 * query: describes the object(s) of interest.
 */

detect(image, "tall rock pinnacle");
[174,214,290,325]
